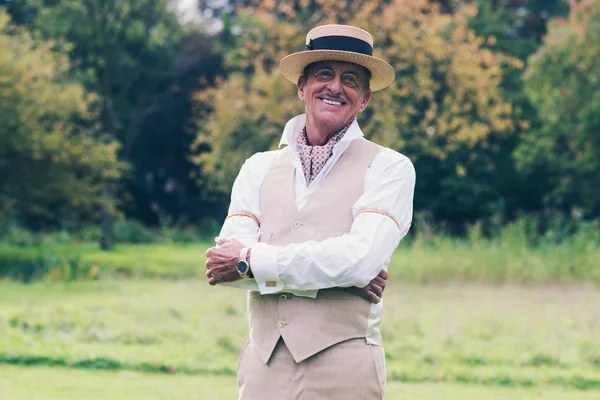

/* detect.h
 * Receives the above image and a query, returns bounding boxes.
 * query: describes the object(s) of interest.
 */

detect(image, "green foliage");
[0,242,206,282]
[113,220,156,244]
[0,0,598,233]
[193,1,518,225]
[520,1,600,217]
[0,12,122,225]
[2,0,222,231]
[0,219,598,284]
[0,245,98,283]
[0,224,38,247]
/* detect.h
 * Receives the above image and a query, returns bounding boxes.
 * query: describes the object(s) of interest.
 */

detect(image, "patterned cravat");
[296,122,353,186]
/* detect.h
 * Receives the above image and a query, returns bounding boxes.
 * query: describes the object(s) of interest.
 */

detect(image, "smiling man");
[205,24,416,399]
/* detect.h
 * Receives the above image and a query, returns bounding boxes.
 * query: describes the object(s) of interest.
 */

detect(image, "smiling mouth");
[321,98,344,106]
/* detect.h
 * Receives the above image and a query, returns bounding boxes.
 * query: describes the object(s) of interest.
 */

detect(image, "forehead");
[308,61,368,75]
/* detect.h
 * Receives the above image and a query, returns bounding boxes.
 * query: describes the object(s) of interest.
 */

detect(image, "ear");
[297,75,306,101]
[359,89,372,113]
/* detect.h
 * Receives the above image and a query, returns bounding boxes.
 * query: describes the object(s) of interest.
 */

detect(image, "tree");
[0,11,121,227]
[3,0,228,235]
[193,0,518,228]
[518,0,600,218]
[463,0,570,218]
[29,0,186,247]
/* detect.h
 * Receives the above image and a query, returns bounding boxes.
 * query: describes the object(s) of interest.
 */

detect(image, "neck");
[304,117,354,146]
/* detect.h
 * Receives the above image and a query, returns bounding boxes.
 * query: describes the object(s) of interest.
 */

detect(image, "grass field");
[2,365,600,400]
[1,279,599,399]
[1,236,599,283]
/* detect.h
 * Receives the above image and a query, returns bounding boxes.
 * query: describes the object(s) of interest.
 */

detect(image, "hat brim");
[280,50,395,92]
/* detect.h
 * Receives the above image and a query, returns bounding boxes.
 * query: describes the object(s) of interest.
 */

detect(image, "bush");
[159,227,202,243]
[0,247,58,283]
[0,246,99,283]
[0,225,38,247]
[76,225,103,242]
[113,220,156,244]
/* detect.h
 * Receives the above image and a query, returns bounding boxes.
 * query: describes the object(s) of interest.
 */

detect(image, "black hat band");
[305,36,373,56]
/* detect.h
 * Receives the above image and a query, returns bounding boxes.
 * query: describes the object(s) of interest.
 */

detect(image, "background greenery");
[0,0,598,236]
[1,0,599,399]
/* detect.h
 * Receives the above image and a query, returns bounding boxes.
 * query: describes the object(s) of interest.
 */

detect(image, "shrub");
[113,220,156,244]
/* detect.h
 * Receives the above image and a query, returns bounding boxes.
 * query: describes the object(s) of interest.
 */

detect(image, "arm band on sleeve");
[355,208,400,230]
[225,212,260,227]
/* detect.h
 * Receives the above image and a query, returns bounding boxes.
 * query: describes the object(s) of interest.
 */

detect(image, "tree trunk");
[100,179,114,250]
[99,95,119,250]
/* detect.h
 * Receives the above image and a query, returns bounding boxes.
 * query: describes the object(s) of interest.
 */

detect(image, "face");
[297,61,372,137]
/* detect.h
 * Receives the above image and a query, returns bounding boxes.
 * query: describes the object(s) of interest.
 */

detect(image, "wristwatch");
[236,247,251,280]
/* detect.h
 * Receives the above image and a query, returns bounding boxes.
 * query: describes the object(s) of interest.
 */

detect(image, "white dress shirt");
[218,114,416,298]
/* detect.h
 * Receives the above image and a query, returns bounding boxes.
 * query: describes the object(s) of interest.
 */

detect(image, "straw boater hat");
[279,24,395,92]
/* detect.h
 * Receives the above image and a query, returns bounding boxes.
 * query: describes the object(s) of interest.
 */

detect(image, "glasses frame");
[310,67,365,90]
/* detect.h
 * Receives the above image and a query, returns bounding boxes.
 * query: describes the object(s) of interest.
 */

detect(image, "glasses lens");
[341,73,360,88]
[315,69,334,82]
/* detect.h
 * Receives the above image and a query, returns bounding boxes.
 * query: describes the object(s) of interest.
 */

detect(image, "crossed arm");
[205,237,389,303]
[204,148,416,303]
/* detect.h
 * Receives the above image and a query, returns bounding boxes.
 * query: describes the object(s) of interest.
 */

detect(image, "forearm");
[249,214,402,293]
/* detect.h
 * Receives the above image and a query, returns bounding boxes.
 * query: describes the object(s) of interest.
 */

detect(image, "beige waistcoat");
[250,137,382,364]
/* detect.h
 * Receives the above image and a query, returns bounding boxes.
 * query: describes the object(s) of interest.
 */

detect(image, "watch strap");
[239,247,249,265]
[237,247,250,279]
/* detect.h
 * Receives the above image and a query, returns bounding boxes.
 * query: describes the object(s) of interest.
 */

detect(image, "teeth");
[322,98,342,106]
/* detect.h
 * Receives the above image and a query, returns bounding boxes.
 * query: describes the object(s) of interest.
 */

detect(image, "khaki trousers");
[238,338,386,400]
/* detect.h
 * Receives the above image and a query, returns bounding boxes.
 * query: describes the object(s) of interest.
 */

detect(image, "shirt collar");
[279,114,364,150]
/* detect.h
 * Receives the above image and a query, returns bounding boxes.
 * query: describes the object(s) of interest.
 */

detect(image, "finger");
[347,287,379,303]
[206,269,212,278]
[373,276,386,289]
[208,277,217,286]
[368,288,382,303]
[345,286,370,301]
[369,283,383,298]
[205,259,210,270]
[378,269,388,280]
[362,289,380,304]
[205,247,216,257]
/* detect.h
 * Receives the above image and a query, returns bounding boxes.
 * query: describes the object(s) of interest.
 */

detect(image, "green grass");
[2,365,599,400]
[1,280,599,393]
[394,238,600,284]
[1,236,599,283]
[0,243,208,280]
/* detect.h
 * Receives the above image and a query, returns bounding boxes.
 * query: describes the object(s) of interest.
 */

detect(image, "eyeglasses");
[311,68,363,89]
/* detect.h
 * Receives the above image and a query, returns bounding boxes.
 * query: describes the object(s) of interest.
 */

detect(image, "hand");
[205,238,245,285]
[345,269,388,304]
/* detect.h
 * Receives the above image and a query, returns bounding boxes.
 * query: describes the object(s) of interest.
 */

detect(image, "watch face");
[237,261,248,274]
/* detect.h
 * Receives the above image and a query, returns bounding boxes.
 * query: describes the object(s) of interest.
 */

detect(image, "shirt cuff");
[249,242,284,294]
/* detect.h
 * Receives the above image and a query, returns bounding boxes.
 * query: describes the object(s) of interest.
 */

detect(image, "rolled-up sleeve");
[249,149,415,292]
[217,152,275,291]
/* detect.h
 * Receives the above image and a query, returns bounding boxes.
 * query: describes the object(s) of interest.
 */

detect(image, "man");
[205,24,415,399]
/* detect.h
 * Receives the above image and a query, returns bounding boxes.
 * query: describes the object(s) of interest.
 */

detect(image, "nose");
[325,73,343,93]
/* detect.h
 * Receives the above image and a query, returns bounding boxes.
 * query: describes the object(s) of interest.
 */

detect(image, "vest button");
[278,320,286,328]
[293,221,302,228]
[280,294,288,300]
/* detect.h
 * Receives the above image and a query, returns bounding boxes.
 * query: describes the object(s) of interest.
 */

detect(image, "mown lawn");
[1,279,599,399]
[2,364,599,400]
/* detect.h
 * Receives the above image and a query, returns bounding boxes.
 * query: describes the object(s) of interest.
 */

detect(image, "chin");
[315,113,346,125]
